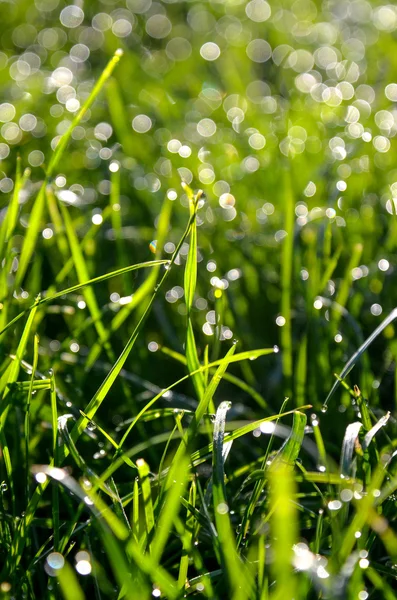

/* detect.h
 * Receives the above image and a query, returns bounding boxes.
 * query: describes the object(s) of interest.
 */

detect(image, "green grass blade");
[59,200,115,361]
[332,242,363,331]
[50,371,60,551]
[0,296,40,517]
[161,345,269,410]
[57,561,86,600]
[167,343,237,474]
[276,410,307,466]
[268,460,298,600]
[115,346,275,455]
[85,192,173,369]
[46,186,70,262]
[15,49,123,288]
[178,479,196,590]
[25,333,39,502]
[183,185,205,400]
[151,455,189,564]
[136,459,154,551]
[324,307,397,408]
[212,400,249,599]
[280,168,294,397]
[0,260,168,339]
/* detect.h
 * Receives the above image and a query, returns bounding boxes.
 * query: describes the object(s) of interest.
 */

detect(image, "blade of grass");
[57,561,86,600]
[212,401,250,600]
[50,371,60,551]
[151,455,189,564]
[323,307,397,409]
[165,344,237,483]
[85,193,173,370]
[178,478,196,590]
[161,345,269,410]
[0,260,168,339]
[24,333,39,503]
[332,242,363,332]
[280,167,294,397]
[15,49,123,288]
[136,459,154,552]
[183,184,205,400]
[115,346,276,455]
[59,199,115,361]
[0,296,40,517]
[268,459,298,600]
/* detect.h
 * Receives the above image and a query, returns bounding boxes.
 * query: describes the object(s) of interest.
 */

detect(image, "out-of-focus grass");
[1,0,397,598]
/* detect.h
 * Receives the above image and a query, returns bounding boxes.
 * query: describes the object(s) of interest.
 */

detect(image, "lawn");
[1,0,397,598]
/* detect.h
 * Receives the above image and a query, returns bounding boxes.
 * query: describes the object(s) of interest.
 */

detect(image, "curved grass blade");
[7,212,194,568]
[362,412,390,451]
[30,465,141,599]
[191,407,311,466]
[116,346,275,453]
[275,410,307,466]
[161,345,269,410]
[340,421,362,477]
[16,49,123,288]
[323,307,397,409]
[0,260,168,338]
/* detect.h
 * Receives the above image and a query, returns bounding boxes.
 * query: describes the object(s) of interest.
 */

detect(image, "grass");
[1,0,397,598]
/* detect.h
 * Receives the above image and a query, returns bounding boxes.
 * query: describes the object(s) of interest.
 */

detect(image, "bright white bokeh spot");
[246,0,271,22]
[60,5,84,28]
[76,560,92,575]
[132,114,152,133]
[378,259,390,271]
[260,421,276,434]
[92,213,103,225]
[200,42,220,61]
[197,118,216,137]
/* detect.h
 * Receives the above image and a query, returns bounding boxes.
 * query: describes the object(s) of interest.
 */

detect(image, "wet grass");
[1,2,397,599]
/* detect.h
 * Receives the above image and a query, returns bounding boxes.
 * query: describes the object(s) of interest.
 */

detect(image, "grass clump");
[1,1,397,599]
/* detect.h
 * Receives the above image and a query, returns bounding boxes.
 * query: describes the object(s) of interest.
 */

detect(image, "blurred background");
[1,0,397,447]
